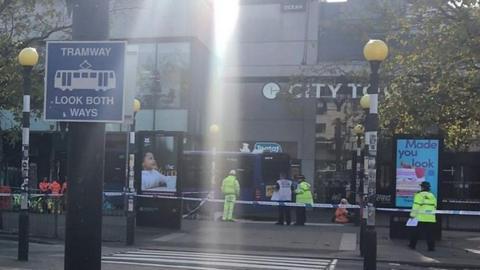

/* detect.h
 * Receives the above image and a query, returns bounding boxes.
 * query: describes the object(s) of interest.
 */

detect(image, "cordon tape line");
[135,194,480,215]
[377,207,480,216]
[1,192,480,216]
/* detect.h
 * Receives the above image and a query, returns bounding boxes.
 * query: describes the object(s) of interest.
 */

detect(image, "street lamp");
[126,98,141,245]
[363,39,388,270]
[360,94,370,110]
[17,47,39,261]
[209,124,220,136]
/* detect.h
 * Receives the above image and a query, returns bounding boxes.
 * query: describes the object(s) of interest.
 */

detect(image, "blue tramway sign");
[44,41,126,122]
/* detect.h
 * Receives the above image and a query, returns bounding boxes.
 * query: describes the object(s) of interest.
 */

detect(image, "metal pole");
[353,134,361,226]
[126,113,136,245]
[64,1,108,269]
[18,66,32,261]
[364,61,380,270]
[152,51,159,131]
[210,146,216,220]
[355,135,362,206]
[359,132,366,256]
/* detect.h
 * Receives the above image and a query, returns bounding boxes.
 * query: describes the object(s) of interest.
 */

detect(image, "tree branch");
[0,0,12,15]
[23,24,72,45]
[437,5,459,21]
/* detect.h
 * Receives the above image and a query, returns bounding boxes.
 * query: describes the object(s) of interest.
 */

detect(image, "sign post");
[47,1,123,269]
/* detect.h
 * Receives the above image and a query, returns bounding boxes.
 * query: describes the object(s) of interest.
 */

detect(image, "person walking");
[221,170,240,222]
[294,175,313,226]
[409,181,437,251]
[272,172,294,225]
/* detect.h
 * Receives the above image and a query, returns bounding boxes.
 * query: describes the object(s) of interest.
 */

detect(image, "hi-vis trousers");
[222,194,236,221]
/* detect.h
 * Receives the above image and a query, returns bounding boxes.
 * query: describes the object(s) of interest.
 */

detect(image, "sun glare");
[213,0,239,57]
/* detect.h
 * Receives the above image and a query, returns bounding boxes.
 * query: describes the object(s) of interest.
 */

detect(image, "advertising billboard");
[395,138,440,208]
[138,133,180,193]
[135,131,184,229]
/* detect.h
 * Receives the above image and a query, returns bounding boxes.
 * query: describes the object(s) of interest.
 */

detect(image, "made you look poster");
[395,139,440,208]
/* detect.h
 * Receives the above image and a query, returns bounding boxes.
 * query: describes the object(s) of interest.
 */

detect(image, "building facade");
[1,0,478,207]
[219,0,384,202]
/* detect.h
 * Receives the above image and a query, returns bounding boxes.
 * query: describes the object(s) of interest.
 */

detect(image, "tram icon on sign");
[54,60,116,91]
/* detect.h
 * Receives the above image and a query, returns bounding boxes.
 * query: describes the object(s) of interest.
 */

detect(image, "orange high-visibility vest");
[50,181,61,194]
[39,182,50,192]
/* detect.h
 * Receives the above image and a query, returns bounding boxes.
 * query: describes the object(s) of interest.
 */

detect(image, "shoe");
[294,223,304,226]
[286,223,291,226]
[428,248,435,252]
[275,222,283,225]
[408,244,415,250]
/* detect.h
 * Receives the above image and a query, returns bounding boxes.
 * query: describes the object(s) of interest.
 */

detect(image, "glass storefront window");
[129,42,190,109]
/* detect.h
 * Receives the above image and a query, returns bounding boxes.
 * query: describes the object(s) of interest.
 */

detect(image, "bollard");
[360,218,366,257]
[126,194,135,245]
[363,227,377,270]
[18,210,29,261]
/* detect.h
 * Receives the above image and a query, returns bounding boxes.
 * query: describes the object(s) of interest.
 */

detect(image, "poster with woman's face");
[141,135,177,192]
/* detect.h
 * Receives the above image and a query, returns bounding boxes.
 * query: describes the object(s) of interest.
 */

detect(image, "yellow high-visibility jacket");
[295,181,313,204]
[410,191,437,223]
[221,175,240,196]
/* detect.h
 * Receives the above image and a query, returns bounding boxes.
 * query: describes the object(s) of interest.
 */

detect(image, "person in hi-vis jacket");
[409,181,437,251]
[294,175,313,226]
[221,170,240,221]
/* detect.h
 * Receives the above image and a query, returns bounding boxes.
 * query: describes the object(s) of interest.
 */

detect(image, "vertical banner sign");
[44,41,126,122]
[395,138,440,208]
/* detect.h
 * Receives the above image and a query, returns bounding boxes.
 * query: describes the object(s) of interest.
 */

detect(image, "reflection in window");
[129,42,190,109]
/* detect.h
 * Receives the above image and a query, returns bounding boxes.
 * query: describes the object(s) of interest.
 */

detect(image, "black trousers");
[296,207,306,225]
[277,204,291,224]
[409,222,435,250]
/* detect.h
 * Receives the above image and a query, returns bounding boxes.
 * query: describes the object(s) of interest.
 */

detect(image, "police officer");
[273,172,294,225]
[409,181,437,251]
[221,170,240,222]
[294,175,313,226]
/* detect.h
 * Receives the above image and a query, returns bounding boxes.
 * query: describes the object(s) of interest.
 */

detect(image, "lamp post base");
[126,212,135,245]
[17,210,29,261]
[126,194,136,246]
[360,218,366,257]
[363,226,377,270]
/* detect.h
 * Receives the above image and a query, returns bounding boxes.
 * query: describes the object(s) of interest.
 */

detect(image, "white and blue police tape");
[135,194,480,216]
[137,193,360,209]
[2,192,480,216]
[377,207,480,216]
